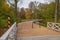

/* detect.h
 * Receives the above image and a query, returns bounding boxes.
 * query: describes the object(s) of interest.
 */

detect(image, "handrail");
[0,22,17,40]
[47,22,60,32]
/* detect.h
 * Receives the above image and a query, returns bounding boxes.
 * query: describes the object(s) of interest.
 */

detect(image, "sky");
[17,0,53,8]
[7,0,54,8]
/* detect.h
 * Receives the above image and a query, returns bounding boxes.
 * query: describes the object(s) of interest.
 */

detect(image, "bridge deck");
[17,21,60,37]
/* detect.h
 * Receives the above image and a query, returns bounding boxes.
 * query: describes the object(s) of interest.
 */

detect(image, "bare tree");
[7,0,23,7]
[20,8,25,19]
[29,1,35,13]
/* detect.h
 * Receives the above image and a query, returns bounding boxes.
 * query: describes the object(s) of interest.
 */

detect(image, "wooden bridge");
[0,21,60,40]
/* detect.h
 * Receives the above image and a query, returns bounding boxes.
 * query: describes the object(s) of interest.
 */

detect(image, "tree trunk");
[55,0,59,23]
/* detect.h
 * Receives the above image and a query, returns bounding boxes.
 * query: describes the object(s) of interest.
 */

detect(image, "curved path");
[17,21,60,37]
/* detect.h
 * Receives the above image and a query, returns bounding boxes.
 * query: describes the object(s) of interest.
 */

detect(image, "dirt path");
[17,21,60,37]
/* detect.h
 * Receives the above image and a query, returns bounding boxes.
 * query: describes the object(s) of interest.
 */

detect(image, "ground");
[17,21,60,37]
[0,28,8,37]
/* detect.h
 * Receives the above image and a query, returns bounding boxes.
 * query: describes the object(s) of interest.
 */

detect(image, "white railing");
[47,22,60,32]
[0,22,17,40]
